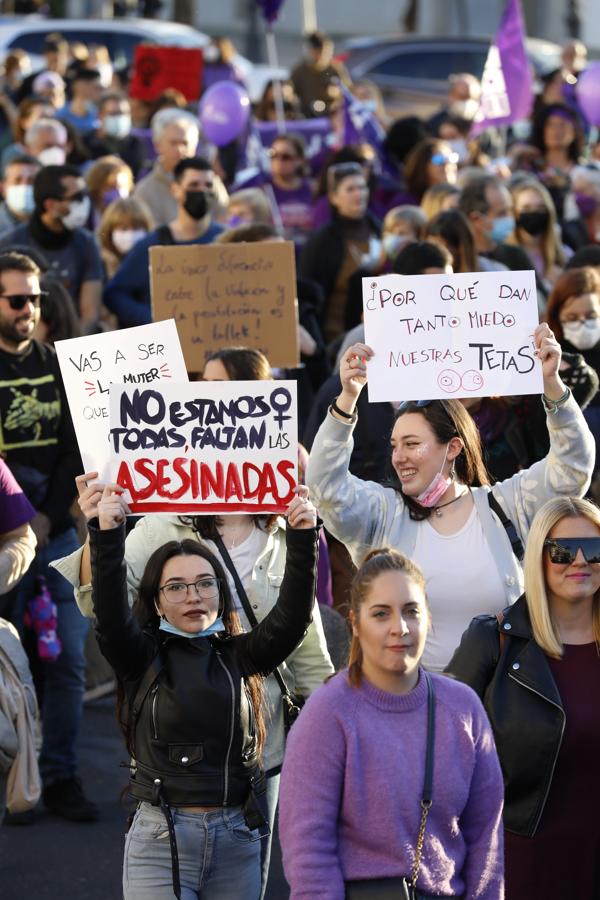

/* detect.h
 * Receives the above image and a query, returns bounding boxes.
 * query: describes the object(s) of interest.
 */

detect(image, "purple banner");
[471,0,534,135]
[341,85,387,169]
[256,0,286,24]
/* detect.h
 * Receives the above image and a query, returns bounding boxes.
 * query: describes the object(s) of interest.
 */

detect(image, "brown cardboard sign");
[150,241,300,371]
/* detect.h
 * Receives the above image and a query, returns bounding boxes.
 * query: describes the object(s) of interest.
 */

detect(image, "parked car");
[0,16,285,101]
[337,34,562,119]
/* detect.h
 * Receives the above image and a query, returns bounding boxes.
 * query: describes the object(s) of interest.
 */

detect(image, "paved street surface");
[0,695,290,900]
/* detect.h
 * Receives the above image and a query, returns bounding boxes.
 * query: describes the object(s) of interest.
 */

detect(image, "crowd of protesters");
[1,22,600,900]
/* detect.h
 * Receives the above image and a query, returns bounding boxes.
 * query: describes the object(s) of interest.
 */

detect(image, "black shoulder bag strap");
[487,491,525,562]
[212,531,294,703]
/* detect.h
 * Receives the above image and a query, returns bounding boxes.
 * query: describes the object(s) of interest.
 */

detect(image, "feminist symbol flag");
[470,0,534,135]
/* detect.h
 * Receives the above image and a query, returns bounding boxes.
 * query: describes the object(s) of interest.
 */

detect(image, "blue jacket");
[103,221,223,327]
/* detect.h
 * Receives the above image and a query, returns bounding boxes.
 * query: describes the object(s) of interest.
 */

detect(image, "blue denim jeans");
[123,803,262,900]
[259,772,280,900]
[0,527,89,784]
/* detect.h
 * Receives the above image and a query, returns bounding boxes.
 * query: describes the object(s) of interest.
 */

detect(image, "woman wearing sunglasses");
[306,325,595,672]
[447,496,600,900]
[88,482,319,900]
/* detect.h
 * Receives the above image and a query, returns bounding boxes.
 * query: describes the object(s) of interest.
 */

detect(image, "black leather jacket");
[446,595,565,837]
[89,521,319,808]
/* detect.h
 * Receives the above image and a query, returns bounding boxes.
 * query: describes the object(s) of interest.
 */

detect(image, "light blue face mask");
[488,215,515,244]
[159,617,226,639]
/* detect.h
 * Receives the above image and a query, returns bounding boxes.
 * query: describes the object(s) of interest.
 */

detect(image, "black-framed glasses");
[544,538,600,565]
[0,292,47,310]
[159,577,221,603]
[63,190,88,204]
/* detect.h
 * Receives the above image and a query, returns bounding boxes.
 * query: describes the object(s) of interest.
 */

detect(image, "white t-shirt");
[412,505,506,672]
[207,525,269,630]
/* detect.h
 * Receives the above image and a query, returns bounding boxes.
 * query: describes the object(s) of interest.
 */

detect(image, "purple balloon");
[576,62,600,125]
[199,81,251,146]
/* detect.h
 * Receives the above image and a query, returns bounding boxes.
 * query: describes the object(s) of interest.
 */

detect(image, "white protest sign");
[362,270,542,402]
[55,320,188,482]
[108,380,298,515]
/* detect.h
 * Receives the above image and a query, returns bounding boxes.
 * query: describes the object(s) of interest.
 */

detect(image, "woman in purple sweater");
[279,549,504,900]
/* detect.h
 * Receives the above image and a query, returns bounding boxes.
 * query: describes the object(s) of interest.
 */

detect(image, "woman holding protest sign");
[89,481,319,900]
[54,347,334,899]
[306,323,595,671]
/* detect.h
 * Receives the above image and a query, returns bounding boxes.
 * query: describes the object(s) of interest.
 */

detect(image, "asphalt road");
[0,695,290,900]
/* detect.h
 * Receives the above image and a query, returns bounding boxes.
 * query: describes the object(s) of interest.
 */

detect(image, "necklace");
[432,489,470,518]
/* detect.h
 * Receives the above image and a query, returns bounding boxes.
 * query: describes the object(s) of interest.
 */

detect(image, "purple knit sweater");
[279,669,504,899]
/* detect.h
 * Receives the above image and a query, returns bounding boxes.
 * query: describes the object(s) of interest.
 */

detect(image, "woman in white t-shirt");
[306,325,595,671]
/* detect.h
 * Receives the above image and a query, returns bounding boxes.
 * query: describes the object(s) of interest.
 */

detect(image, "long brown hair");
[348,548,427,687]
[386,399,491,520]
[119,539,266,757]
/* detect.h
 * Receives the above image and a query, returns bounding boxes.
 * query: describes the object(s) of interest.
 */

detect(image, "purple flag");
[470,0,534,136]
[256,0,286,24]
[341,84,387,167]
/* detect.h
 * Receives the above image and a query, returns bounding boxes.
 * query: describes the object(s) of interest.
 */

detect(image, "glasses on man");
[159,577,221,603]
[0,292,47,310]
[544,537,600,565]
[430,152,459,166]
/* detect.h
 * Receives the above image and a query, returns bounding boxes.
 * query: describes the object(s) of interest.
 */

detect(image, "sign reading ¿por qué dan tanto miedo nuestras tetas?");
[108,380,298,515]
[362,270,542,402]
[149,241,300,372]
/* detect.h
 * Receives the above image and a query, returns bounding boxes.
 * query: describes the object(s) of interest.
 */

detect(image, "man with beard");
[0,251,96,824]
[104,157,223,327]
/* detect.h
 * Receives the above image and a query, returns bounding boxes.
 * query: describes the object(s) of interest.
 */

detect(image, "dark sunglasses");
[269,151,297,162]
[63,190,88,203]
[0,292,47,310]
[544,537,600,565]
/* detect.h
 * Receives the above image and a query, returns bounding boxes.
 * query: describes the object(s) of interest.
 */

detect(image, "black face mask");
[516,210,550,236]
[183,190,209,220]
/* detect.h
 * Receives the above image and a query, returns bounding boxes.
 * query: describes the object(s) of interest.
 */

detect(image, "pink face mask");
[416,445,452,507]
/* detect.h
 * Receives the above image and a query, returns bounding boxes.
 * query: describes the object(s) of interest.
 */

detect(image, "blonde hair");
[97,197,154,255]
[348,548,427,687]
[383,204,426,238]
[524,496,600,658]
[509,178,565,275]
[85,155,133,208]
[228,188,274,226]
[421,183,460,220]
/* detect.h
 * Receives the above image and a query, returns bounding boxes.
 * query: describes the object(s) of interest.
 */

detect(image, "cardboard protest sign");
[129,45,203,102]
[150,242,300,371]
[108,380,298,515]
[363,270,541,402]
[55,320,188,482]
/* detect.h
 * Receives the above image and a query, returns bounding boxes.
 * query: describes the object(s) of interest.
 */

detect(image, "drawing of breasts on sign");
[149,241,300,372]
[108,379,298,515]
[362,269,542,403]
[55,319,189,483]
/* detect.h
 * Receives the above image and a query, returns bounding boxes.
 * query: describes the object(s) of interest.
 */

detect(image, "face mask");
[446,138,469,162]
[488,215,515,244]
[204,44,220,63]
[449,99,479,120]
[226,214,246,228]
[111,228,147,255]
[38,146,66,167]
[103,113,131,140]
[575,192,597,218]
[383,233,409,259]
[416,445,452,507]
[61,195,91,231]
[5,184,34,216]
[183,189,208,220]
[516,210,550,236]
[562,319,600,350]
[159,616,225,639]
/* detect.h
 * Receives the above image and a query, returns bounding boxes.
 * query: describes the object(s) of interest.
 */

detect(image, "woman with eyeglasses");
[88,481,319,900]
[446,496,600,900]
[306,326,595,671]
[300,160,381,343]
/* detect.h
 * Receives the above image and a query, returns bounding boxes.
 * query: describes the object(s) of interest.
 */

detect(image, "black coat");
[446,595,565,837]
[90,521,319,808]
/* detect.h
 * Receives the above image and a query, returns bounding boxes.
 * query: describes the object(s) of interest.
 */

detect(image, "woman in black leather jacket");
[446,495,600,900]
[90,484,319,900]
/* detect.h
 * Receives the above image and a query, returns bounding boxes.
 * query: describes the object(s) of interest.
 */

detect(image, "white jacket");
[53,516,334,772]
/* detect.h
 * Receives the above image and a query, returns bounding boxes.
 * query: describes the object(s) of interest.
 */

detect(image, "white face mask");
[5,184,34,216]
[61,195,91,231]
[360,236,382,271]
[38,146,66,167]
[111,228,147,255]
[383,233,409,259]
[562,319,600,350]
[104,113,131,140]
[449,98,479,120]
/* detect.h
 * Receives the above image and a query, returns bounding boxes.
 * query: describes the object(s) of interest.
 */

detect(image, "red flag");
[129,46,204,102]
